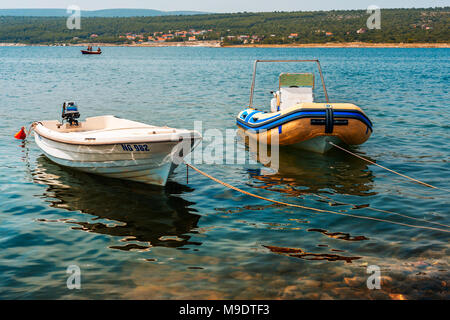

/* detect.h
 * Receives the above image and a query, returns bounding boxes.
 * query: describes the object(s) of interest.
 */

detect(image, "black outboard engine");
[62,101,80,126]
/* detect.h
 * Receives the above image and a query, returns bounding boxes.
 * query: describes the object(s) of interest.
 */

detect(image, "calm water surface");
[0,47,448,299]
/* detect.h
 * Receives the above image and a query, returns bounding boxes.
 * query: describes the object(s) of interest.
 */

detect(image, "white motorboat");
[32,102,201,186]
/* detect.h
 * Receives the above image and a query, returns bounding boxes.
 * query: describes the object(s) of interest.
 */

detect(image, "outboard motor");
[62,101,80,126]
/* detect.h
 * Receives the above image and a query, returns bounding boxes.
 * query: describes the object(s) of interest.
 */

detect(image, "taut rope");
[184,162,450,234]
[329,142,448,191]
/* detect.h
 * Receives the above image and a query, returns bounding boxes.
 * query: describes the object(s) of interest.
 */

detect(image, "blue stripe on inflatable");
[237,112,326,131]
[246,110,325,125]
[333,112,372,127]
[245,111,371,127]
[237,111,372,132]
[244,110,262,123]
[247,111,286,124]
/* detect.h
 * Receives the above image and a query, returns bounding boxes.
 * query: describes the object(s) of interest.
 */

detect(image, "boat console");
[271,73,315,112]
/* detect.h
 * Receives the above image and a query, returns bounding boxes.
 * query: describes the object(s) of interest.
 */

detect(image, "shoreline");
[1,41,449,48]
[222,42,450,48]
[0,41,222,48]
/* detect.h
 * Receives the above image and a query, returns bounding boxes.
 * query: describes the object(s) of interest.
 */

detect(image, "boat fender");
[14,126,26,140]
[325,105,334,134]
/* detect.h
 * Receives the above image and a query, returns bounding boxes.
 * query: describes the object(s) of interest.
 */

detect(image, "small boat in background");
[33,102,201,186]
[236,59,373,154]
[81,46,102,54]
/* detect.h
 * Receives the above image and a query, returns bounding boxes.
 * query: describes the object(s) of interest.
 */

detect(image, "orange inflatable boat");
[236,60,372,153]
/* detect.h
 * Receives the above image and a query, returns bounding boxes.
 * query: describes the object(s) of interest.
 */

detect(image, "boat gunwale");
[34,125,201,146]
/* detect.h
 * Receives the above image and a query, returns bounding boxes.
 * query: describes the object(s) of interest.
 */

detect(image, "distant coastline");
[0,41,221,48]
[2,8,448,46]
[1,41,449,48]
[222,42,450,48]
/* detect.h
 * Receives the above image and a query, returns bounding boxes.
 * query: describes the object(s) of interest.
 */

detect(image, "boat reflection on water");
[247,145,376,197]
[242,146,374,263]
[32,155,201,250]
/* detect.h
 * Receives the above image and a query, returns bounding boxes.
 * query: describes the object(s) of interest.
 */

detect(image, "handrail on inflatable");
[248,59,329,107]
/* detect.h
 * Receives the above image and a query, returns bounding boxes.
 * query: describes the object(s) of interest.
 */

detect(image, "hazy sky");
[0,0,448,12]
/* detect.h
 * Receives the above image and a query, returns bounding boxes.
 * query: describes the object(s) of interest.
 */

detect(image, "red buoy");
[14,127,27,140]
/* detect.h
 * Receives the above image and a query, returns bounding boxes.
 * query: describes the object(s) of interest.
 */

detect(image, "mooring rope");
[329,142,448,191]
[184,162,450,234]
[21,122,38,140]
[26,122,36,136]
[312,193,450,229]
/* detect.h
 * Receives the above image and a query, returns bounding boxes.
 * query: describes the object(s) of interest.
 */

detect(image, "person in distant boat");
[97,47,101,53]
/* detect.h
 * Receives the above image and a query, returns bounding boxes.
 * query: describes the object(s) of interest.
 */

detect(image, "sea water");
[0,46,448,299]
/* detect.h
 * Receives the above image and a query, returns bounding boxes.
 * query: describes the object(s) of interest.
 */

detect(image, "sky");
[0,0,448,12]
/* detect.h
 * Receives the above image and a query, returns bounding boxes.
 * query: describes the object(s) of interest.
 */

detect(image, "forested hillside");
[0,7,448,44]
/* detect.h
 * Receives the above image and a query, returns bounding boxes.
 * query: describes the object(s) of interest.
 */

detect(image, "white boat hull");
[35,133,192,186]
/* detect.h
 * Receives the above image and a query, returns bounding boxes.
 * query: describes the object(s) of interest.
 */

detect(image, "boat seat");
[279,87,314,110]
[276,73,315,111]
[270,97,278,112]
